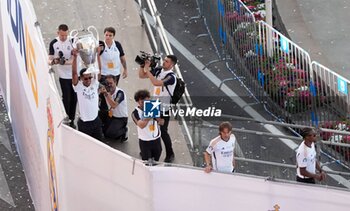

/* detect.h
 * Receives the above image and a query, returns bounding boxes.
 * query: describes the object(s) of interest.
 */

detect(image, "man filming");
[138,55,177,163]
[48,24,77,128]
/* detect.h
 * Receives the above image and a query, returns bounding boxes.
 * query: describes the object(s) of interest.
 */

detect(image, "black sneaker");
[164,154,175,163]
[120,127,128,142]
[120,136,128,142]
[69,121,76,129]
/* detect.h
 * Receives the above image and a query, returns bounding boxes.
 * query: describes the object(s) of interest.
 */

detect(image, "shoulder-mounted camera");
[135,51,160,68]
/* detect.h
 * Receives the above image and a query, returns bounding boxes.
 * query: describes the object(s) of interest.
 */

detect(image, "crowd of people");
[49,24,327,183]
[48,24,176,163]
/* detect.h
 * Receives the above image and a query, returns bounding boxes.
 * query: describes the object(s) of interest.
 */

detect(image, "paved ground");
[275,0,350,79]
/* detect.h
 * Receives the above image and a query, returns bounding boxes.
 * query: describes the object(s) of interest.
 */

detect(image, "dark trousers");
[139,138,162,161]
[296,176,315,184]
[161,111,174,158]
[59,78,77,121]
[78,117,103,141]
[103,117,128,139]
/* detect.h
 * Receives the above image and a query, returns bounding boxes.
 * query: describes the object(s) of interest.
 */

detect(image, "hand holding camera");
[143,60,151,73]
[99,84,107,94]
[135,51,160,69]
[99,84,110,97]
[51,51,66,65]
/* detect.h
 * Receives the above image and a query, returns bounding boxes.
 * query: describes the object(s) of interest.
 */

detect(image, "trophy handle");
[87,26,99,45]
[70,29,79,48]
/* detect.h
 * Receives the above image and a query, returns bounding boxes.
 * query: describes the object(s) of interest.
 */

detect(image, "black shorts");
[296,176,315,184]
[139,138,162,161]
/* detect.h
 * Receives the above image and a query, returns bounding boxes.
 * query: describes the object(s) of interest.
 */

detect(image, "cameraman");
[138,55,177,163]
[99,75,128,141]
[48,24,77,128]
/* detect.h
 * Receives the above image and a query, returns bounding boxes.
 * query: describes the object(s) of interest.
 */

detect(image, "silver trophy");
[70,26,99,74]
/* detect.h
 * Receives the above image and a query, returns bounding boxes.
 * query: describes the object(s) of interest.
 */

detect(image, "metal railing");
[311,61,350,122]
[196,0,350,142]
[197,0,350,123]
[186,114,350,188]
[136,0,194,147]
[258,21,315,125]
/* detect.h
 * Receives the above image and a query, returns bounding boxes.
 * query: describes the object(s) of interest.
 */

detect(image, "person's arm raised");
[72,49,79,86]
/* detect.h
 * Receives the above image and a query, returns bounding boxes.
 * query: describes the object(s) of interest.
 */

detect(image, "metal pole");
[265,0,273,57]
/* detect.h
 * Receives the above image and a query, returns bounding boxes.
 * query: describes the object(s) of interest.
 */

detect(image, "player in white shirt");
[72,49,102,140]
[204,122,236,173]
[296,127,326,184]
[48,24,77,128]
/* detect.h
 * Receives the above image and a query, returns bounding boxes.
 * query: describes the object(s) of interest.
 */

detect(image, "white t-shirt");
[132,107,161,141]
[73,79,99,121]
[107,87,128,118]
[49,37,73,79]
[152,68,176,111]
[296,141,316,178]
[206,134,236,173]
[100,41,122,76]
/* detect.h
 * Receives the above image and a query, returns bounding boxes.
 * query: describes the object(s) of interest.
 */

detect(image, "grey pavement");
[275,0,350,79]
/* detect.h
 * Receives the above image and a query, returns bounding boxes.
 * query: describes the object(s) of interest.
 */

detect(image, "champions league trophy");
[70,26,99,74]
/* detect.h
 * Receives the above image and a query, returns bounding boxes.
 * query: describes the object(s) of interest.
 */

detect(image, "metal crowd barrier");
[257,21,315,125]
[197,0,350,125]
[136,0,194,147]
[221,0,263,99]
[311,61,350,122]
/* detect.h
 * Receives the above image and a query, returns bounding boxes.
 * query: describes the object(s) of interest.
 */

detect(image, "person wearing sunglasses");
[296,127,326,184]
[97,27,128,85]
[72,50,103,140]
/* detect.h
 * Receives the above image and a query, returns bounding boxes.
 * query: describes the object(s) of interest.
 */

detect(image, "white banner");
[0,0,52,210]
[59,126,152,211]
[151,167,350,211]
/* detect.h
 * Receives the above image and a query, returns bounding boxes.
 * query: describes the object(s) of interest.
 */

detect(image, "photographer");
[138,55,177,163]
[48,24,77,128]
[99,75,128,141]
